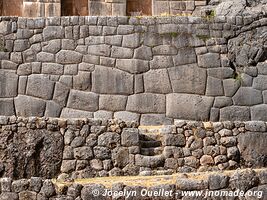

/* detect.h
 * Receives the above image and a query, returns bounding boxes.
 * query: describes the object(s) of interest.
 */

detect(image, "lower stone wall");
[0,168,266,199]
[0,116,266,180]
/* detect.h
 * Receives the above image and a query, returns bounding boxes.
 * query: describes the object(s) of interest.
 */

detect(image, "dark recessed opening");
[1,0,22,16]
[126,0,152,16]
[61,0,88,16]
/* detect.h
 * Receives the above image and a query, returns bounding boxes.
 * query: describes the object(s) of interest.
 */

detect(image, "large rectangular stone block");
[173,48,197,66]
[26,74,55,100]
[143,69,172,94]
[166,94,214,120]
[92,65,134,94]
[61,108,94,118]
[67,90,99,112]
[0,98,15,116]
[14,95,46,117]
[168,64,206,95]
[238,132,267,167]
[126,93,166,113]
[99,95,127,111]
[0,71,18,98]
[220,106,250,121]
[198,53,221,68]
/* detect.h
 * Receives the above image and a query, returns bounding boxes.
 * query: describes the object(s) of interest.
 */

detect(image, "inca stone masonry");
[0,14,266,124]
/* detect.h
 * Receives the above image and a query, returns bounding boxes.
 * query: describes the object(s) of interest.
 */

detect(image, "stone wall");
[0,116,266,180]
[0,168,266,199]
[0,0,206,17]
[0,15,266,123]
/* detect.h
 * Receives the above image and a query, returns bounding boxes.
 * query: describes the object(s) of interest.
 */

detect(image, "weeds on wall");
[204,10,216,20]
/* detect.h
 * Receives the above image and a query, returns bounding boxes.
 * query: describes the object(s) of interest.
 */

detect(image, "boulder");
[168,64,206,95]
[14,95,46,117]
[127,93,166,113]
[0,71,18,98]
[166,94,214,120]
[238,132,267,167]
[0,129,63,179]
[92,65,134,95]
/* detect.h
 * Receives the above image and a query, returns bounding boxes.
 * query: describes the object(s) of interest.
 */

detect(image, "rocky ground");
[194,0,267,16]
[0,168,266,199]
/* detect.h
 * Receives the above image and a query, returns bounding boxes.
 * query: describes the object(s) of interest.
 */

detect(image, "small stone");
[74,147,93,159]
[200,155,214,166]
[162,134,186,147]
[227,146,240,161]
[121,128,139,147]
[220,137,237,147]
[229,169,259,191]
[245,121,266,132]
[39,180,56,198]
[214,155,228,165]
[176,179,208,190]
[208,174,229,190]
[184,156,199,168]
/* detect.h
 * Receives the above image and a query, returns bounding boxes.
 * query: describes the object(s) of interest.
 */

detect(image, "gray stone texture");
[114,111,140,122]
[121,128,139,147]
[116,59,149,74]
[251,104,267,121]
[168,64,207,95]
[61,108,93,118]
[92,66,133,95]
[150,56,174,69]
[223,79,241,97]
[14,95,46,117]
[166,94,214,120]
[0,15,266,123]
[173,48,197,66]
[198,53,221,68]
[143,69,172,94]
[99,95,127,111]
[140,114,173,126]
[43,26,64,41]
[67,90,99,112]
[56,50,83,64]
[0,71,18,98]
[253,75,267,90]
[206,77,224,96]
[233,87,263,106]
[73,71,91,91]
[0,98,15,116]
[220,106,250,121]
[26,74,55,100]
[238,132,267,167]
[127,93,166,113]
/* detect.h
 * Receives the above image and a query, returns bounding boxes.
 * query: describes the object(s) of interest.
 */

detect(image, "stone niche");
[0,0,207,17]
[126,0,152,16]
[23,0,61,17]
[61,0,88,16]
[0,0,23,16]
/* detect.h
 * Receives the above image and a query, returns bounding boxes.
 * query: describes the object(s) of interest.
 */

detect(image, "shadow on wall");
[0,0,22,16]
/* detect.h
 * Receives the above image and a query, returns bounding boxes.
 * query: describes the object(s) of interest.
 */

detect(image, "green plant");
[205,10,216,20]
[233,72,243,83]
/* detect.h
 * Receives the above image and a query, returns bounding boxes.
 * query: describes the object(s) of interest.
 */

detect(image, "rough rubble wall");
[0,15,266,123]
[0,116,266,180]
[0,168,266,199]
